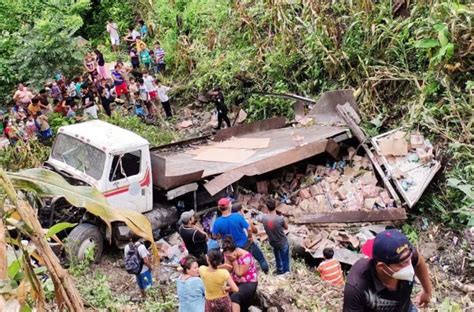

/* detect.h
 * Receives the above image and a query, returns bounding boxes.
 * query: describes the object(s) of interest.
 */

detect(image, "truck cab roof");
[58,120,149,154]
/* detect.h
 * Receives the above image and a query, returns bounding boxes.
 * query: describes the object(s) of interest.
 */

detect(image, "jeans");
[272,243,290,274]
[245,241,269,273]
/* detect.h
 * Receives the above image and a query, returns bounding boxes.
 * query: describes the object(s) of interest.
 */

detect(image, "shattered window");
[109,151,141,182]
[51,134,106,180]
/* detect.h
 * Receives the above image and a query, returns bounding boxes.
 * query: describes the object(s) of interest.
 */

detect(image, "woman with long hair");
[199,249,238,312]
[94,49,109,80]
[222,236,258,312]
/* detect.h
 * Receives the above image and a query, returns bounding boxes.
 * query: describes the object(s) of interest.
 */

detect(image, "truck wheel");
[65,223,104,263]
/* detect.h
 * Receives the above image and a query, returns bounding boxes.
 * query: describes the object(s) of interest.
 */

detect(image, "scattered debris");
[177,120,193,129]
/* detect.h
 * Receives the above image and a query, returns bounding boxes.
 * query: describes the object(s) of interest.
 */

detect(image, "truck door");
[105,149,149,213]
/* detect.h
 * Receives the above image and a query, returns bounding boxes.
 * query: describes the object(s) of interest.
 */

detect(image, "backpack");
[124,243,143,275]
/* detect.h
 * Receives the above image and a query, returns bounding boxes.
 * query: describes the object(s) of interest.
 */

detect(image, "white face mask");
[390,264,415,282]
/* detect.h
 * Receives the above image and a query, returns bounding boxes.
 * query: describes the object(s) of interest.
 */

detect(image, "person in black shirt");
[209,87,231,130]
[178,210,208,266]
[343,229,433,312]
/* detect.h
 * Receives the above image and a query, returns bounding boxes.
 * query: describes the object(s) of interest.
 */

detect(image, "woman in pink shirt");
[222,236,258,312]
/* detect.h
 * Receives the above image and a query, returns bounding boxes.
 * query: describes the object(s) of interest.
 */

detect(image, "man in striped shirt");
[317,247,345,287]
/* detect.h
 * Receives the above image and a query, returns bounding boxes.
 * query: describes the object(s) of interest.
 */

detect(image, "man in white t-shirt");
[106,20,120,52]
[124,241,153,298]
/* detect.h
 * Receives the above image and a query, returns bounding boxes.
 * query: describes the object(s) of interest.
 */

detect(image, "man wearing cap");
[212,198,269,274]
[343,229,433,311]
[178,210,208,266]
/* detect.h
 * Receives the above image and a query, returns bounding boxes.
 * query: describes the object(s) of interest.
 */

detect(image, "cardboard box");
[416,148,433,164]
[364,197,377,210]
[362,185,382,197]
[298,188,312,199]
[410,133,425,149]
[377,131,409,156]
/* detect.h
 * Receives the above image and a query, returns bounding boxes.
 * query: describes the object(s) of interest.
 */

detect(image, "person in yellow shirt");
[199,249,238,312]
[27,100,41,117]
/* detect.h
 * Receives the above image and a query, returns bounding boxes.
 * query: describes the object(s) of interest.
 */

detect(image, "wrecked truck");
[36,90,439,261]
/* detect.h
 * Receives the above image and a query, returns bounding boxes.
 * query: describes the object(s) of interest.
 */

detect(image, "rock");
[178,120,193,129]
[419,242,438,260]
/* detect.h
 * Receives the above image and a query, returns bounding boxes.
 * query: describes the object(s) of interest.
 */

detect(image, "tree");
[0,0,91,102]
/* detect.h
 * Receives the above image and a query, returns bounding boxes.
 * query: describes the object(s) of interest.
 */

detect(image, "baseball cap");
[373,229,413,265]
[178,210,194,225]
[218,197,231,208]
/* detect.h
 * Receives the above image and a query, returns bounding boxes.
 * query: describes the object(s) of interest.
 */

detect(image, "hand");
[415,290,431,307]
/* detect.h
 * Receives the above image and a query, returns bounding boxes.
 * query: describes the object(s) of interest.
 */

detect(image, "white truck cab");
[48,120,153,214]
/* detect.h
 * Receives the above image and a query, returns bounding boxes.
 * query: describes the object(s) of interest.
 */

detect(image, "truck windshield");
[51,133,106,180]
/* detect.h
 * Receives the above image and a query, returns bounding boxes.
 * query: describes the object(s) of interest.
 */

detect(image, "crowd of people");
[126,195,433,312]
[1,19,176,146]
[1,18,234,146]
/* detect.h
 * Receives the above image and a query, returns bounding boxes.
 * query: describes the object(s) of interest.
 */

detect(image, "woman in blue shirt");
[177,256,205,312]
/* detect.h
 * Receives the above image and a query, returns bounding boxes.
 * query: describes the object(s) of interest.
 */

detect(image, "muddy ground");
[76,222,472,311]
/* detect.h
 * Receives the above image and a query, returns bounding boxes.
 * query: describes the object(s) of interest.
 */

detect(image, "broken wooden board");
[212,137,270,149]
[293,208,407,224]
[192,147,256,163]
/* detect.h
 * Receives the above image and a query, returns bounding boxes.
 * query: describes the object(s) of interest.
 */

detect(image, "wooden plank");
[212,138,270,149]
[294,208,407,224]
[193,148,256,163]
[336,104,402,206]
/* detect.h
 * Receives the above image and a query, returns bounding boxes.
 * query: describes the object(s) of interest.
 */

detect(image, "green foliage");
[77,0,135,46]
[141,285,178,311]
[0,0,90,102]
[105,113,180,146]
[0,139,51,171]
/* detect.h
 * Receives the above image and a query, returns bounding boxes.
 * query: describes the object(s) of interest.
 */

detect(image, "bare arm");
[248,219,258,234]
[283,218,288,230]
[232,257,249,278]
[226,275,239,293]
[414,254,432,306]
[143,255,153,270]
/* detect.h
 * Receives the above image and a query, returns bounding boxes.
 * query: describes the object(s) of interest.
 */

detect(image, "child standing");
[317,247,344,287]
[153,42,166,73]
[139,48,152,71]
[130,48,140,70]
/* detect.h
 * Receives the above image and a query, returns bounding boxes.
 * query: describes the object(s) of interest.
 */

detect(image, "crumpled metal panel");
[204,139,329,196]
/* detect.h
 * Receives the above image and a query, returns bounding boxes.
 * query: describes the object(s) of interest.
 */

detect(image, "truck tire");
[65,223,104,263]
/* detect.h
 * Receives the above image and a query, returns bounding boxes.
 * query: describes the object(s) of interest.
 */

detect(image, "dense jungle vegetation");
[0,0,472,229]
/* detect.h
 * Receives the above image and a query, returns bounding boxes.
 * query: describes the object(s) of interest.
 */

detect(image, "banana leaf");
[6,168,159,261]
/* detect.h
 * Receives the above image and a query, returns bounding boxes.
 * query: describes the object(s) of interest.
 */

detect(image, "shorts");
[230,282,257,307]
[115,82,128,97]
[149,91,157,99]
[111,37,120,45]
[135,269,153,290]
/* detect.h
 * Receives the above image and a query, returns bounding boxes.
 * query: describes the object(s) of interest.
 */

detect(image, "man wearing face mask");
[343,229,433,312]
